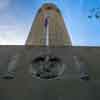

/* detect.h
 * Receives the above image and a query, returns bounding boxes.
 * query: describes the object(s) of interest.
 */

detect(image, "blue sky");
[0,0,100,46]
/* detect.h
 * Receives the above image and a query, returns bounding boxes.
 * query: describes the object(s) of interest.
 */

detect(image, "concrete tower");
[26,3,71,46]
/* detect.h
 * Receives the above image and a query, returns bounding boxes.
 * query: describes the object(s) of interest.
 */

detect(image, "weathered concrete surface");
[0,46,100,100]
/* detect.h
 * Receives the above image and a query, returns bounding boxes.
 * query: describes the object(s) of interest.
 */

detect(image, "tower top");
[40,3,60,12]
[37,3,61,17]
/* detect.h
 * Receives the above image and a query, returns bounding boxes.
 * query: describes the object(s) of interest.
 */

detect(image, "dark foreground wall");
[0,46,100,100]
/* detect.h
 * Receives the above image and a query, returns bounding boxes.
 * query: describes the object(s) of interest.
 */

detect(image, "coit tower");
[26,3,71,46]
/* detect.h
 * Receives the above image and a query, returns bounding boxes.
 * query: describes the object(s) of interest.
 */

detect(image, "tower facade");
[26,3,71,46]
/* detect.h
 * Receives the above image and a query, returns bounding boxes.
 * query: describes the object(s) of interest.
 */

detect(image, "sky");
[0,0,100,46]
